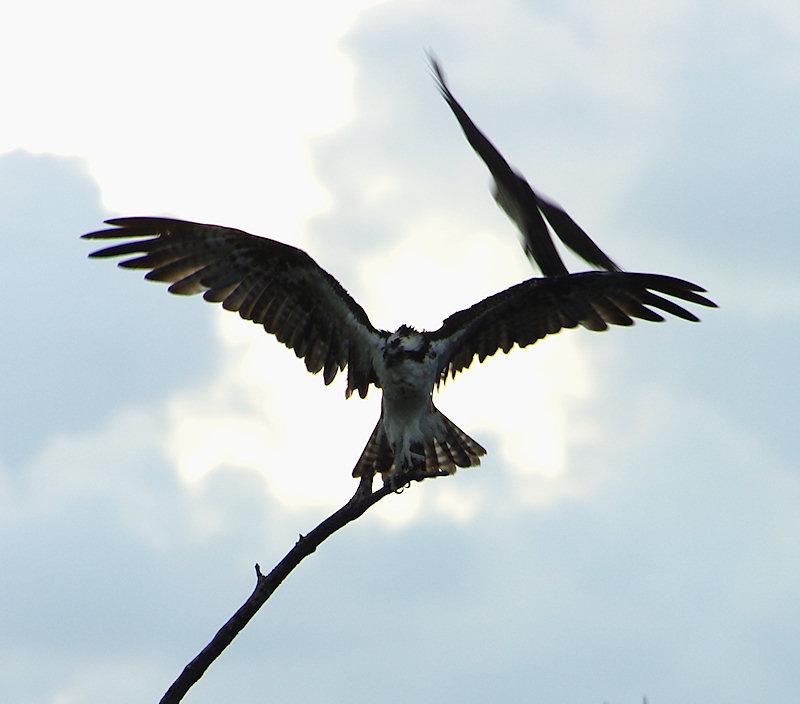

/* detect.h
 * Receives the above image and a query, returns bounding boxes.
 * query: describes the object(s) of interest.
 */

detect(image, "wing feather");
[429,55,620,275]
[323,340,342,386]
[608,291,665,322]
[637,291,700,322]
[83,217,385,398]
[202,281,240,303]
[430,271,716,381]
[588,294,634,327]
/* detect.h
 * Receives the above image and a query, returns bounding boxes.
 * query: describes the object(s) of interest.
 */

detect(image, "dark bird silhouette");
[84,217,715,486]
[430,55,621,276]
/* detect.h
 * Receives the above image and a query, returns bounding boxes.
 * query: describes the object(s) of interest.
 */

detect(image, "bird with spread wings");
[84,61,715,488]
[84,215,714,487]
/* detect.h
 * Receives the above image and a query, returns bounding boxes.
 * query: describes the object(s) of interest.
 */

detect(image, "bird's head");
[384,324,427,365]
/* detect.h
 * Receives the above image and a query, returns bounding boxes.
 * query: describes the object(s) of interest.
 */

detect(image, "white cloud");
[165,310,380,510]
[1,0,381,232]
[8,407,161,514]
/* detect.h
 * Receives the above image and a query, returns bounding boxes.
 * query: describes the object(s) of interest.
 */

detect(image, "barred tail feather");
[352,415,393,478]
[352,407,486,481]
[435,409,486,473]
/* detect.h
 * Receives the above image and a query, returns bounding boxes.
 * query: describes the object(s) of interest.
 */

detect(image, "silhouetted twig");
[159,471,394,703]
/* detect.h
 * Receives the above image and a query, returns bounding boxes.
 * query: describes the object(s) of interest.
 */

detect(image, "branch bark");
[159,471,394,703]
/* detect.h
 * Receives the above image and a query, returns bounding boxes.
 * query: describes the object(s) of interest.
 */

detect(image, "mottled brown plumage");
[85,217,380,399]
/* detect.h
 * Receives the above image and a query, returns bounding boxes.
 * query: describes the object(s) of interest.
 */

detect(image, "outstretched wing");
[83,217,386,398]
[429,271,716,382]
[429,55,620,275]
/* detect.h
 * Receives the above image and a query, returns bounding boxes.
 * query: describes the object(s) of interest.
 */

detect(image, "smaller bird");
[430,54,620,276]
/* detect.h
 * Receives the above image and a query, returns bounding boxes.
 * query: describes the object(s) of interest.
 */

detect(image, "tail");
[352,416,394,478]
[352,406,486,480]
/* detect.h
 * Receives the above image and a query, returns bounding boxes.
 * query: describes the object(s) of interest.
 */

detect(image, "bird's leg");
[384,443,418,491]
[388,452,414,491]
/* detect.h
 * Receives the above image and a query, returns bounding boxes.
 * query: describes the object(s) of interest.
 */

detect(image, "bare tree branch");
[158,471,395,703]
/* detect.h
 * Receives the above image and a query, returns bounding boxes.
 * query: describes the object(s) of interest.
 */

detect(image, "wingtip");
[424,47,439,70]
[81,217,141,242]
[683,280,707,293]
[81,218,136,239]
[425,49,448,91]
[673,281,719,308]
[668,277,712,296]
[103,216,156,228]
[81,228,117,241]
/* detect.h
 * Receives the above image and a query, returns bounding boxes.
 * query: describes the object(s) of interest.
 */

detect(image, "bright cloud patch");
[166,311,380,509]
[0,0,381,233]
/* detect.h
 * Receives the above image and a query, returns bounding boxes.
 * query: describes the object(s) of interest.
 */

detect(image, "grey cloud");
[2,1,798,702]
[0,151,217,468]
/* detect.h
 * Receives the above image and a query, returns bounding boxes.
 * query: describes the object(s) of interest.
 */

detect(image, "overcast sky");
[2,1,798,702]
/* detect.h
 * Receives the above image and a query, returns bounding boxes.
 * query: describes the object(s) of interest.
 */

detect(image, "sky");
[2,0,798,702]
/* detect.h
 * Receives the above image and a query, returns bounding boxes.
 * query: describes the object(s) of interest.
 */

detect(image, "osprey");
[83,217,715,486]
[430,56,620,276]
